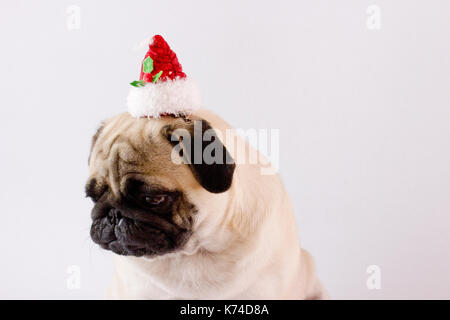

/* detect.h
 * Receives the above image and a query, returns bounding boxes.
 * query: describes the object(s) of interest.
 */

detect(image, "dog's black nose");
[107,208,122,225]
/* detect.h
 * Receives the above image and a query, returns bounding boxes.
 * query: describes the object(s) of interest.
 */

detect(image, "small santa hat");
[127,35,201,118]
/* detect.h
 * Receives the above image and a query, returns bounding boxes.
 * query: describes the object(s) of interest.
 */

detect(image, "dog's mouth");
[90,208,190,257]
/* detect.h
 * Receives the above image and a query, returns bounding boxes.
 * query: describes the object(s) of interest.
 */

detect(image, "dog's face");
[86,113,235,257]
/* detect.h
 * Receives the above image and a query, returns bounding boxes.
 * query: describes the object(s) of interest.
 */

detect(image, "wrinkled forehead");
[88,113,189,196]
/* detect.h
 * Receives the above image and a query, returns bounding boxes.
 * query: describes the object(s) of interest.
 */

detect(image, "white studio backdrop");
[0,0,449,299]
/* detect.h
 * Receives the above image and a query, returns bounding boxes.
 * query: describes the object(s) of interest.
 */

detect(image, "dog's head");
[86,113,235,257]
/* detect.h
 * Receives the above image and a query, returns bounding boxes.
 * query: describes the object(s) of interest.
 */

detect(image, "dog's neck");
[112,223,266,299]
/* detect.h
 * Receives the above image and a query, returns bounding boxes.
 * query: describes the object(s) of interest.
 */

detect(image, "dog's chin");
[90,215,190,257]
[99,241,152,257]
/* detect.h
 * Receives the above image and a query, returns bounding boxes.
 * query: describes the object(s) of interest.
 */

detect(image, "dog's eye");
[143,195,168,206]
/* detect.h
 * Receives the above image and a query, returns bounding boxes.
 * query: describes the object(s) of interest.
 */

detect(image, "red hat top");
[139,35,186,83]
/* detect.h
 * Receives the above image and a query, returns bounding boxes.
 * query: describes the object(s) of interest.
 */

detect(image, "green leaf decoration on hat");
[152,71,163,83]
[130,80,146,87]
[143,57,154,73]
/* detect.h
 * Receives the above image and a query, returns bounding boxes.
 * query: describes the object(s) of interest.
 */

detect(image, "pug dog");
[86,108,327,299]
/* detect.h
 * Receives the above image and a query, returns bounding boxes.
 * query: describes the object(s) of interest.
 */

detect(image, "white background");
[1,0,449,299]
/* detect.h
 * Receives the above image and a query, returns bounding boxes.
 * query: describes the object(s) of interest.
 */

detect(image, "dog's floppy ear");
[162,119,235,193]
[88,122,105,164]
